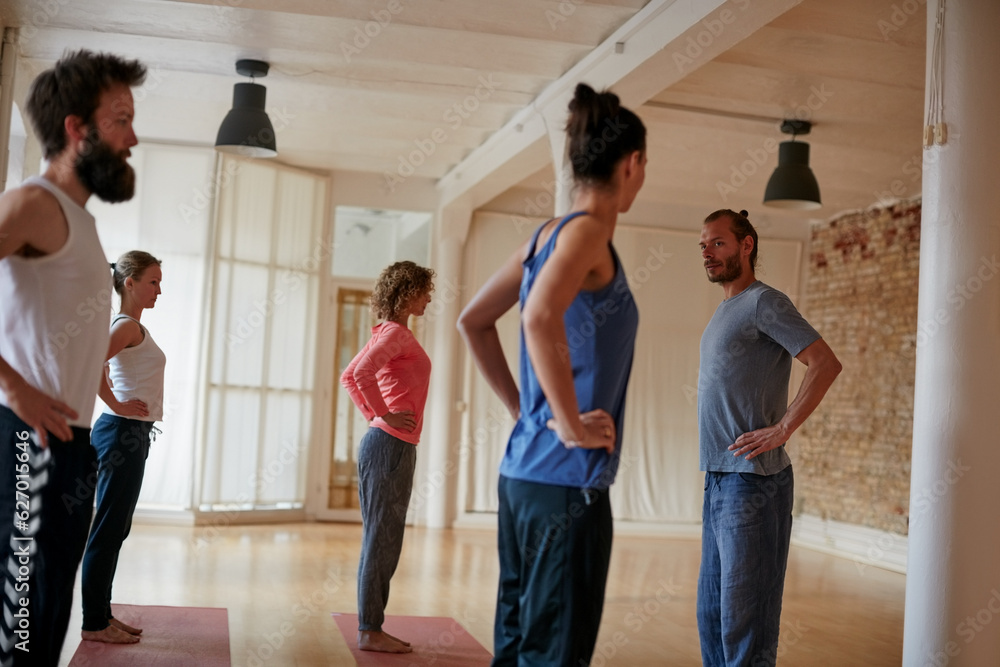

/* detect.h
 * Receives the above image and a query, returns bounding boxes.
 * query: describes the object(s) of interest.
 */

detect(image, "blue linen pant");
[356,427,417,632]
[697,466,794,667]
[492,475,613,667]
[80,414,153,632]
[0,404,97,667]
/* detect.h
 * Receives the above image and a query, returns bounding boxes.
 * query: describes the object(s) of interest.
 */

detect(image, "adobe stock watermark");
[716,85,834,203]
[179,107,297,224]
[853,531,905,576]
[752,618,809,666]
[14,285,115,384]
[545,0,588,31]
[510,112,638,231]
[569,116,634,179]
[406,404,512,514]
[207,0,247,16]
[421,277,464,325]
[928,586,1000,667]
[244,565,346,666]
[18,0,71,43]
[851,457,970,574]
[60,422,151,512]
[585,578,681,667]
[511,176,572,235]
[383,74,502,192]
[192,439,308,550]
[908,458,971,530]
[554,243,672,362]
[339,0,404,63]
[914,255,999,350]
[877,0,926,41]
[225,237,337,350]
[522,451,641,564]
[410,610,482,664]
[671,0,752,74]
[871,148,945,208]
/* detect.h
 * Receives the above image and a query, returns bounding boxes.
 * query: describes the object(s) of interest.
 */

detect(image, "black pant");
[493,475,613,667]
[0,405,97,666]
[81,414,152,631]
[356,427,417,632]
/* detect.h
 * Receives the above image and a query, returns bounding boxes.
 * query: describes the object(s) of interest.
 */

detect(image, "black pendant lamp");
[215,59,277,158]
[763,120,820,210]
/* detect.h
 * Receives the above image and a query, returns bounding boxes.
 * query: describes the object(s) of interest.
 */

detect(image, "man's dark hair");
[705,208,758,272]
[25,50,146,159]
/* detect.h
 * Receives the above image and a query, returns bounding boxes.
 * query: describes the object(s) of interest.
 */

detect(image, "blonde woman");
[81,250,165,644]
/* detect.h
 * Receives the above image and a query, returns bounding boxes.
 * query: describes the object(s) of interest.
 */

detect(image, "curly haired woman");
[340,260,434,654]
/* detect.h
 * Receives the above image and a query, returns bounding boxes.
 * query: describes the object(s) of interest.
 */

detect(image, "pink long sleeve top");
[340,321,431,445]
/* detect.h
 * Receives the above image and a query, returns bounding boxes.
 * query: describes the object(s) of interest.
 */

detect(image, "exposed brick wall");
[793,200,921,534]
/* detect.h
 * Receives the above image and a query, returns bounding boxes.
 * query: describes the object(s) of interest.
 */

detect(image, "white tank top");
[103,315,166,422]
[0,176,112,427]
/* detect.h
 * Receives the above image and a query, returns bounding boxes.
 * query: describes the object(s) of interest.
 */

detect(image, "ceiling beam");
[436,0,804,215]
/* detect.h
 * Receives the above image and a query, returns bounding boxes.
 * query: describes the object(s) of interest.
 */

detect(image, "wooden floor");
[58,522,905,666]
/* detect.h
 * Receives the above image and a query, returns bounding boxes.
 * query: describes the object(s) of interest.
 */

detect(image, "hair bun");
[739,210,749,218]
[573,82,597,105]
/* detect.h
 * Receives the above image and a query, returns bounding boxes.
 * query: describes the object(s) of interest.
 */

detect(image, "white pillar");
[544,108,574,217]
[0,29,19,191]
[904,1,1000,665]
[418,201,470,528]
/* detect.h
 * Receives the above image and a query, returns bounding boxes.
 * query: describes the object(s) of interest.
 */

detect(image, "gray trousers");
[357,427,417,631]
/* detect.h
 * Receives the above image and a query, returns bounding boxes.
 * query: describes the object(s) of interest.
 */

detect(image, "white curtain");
[459,212,803,524]
[199,157,329,508]
[90,143,216,509]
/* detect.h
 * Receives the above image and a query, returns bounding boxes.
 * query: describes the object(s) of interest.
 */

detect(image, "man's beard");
[75,128,135,203]
[707,252,743,283]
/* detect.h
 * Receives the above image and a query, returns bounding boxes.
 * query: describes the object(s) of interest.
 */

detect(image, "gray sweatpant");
[357,427,417,631]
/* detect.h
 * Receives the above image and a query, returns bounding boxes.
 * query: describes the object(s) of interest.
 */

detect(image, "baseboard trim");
[452,512,497,530]
[132,507,196,526]
[615,520,701,538]
[133,506,308,527]
[792,514,907,574]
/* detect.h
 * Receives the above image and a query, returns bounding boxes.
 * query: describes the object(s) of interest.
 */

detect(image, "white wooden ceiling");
[0,0,925,229]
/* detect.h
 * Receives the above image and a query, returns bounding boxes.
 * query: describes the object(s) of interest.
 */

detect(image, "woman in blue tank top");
[459,83,647,666]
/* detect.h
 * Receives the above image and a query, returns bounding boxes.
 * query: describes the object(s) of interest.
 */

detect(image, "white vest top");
[103,315,166,422]
[0,176,112,427]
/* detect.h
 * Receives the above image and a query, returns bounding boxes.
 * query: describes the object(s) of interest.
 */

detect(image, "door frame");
[308,277,374,522]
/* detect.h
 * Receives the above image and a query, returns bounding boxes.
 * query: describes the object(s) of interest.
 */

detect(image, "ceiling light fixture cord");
[925,0,947,147]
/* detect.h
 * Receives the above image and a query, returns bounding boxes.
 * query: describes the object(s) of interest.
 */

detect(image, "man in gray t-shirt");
[696,209,842,667]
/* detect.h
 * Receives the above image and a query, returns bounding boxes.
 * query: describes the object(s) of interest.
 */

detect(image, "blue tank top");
[499,212,639,490]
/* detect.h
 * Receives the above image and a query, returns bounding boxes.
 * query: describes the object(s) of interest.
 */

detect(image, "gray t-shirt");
[698,281,820,474]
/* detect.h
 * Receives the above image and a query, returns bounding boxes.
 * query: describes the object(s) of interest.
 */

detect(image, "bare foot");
[81,625,140,644]
[358,630,412,653]
[384,631,411,647]
[110,617,142,635]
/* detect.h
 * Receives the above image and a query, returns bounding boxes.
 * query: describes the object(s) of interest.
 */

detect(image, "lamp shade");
[215,82,277,158]
[763,140,821,210]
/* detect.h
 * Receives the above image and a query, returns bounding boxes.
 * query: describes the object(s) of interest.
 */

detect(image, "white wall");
[457,210,806,525]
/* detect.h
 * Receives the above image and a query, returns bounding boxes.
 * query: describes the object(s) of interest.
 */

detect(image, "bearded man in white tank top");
[0,50,146,666]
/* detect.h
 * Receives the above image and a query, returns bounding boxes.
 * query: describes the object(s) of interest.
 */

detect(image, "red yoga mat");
[332,613,492,666]
[69,604,231,666]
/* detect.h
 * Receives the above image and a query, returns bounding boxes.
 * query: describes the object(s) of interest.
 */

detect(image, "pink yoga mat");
[69,604,230,666]
[332,613,492,666]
